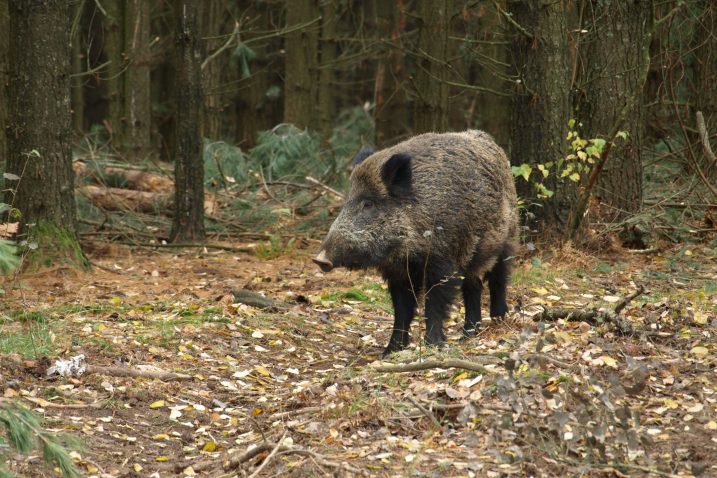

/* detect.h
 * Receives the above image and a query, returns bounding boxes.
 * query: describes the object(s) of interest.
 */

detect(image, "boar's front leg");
[424,279,457,346]
[383,279,416,357]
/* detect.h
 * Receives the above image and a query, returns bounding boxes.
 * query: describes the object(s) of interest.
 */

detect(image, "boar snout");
[313,249,334,272]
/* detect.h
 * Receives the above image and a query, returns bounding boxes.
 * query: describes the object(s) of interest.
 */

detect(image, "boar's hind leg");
[486,244,513,318]
[462,275,483,336]
[383,279,417,357]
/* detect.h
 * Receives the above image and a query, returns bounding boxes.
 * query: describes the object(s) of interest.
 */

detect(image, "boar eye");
[362,199,374,210]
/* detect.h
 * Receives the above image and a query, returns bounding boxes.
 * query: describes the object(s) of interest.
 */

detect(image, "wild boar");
[314,131,518,356]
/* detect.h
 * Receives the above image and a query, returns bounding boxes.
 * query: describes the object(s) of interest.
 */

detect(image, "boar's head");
[313,152,414,272]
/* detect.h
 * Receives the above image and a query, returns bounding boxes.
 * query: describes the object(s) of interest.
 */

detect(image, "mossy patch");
[22,221,88,272]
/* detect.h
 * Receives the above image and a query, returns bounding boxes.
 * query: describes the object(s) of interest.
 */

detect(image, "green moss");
[23,221,88,272]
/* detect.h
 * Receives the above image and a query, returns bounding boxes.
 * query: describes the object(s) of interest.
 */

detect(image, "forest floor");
[1,238,716,477]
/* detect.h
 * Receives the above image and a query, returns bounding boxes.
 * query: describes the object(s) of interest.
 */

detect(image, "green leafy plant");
[511,119,621,200]
[0,402,79,477]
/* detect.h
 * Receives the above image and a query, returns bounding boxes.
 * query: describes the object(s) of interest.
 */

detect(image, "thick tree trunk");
[283,0,319,129]
[374,0,408,147]
[693,0,716,178]
[202,0,226,141]
[0,0,7,164]
[103,0,124,145]
[508,0,571,228]
[170,0,205,242]
[5,0,85,269]
[122,0,152,161]
[318,0,337,141]
[580,0,650,219]
[412,0,449,134]
[71,0,85,134]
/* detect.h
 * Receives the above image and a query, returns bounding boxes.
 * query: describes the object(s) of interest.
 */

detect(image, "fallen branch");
[373,356,500,374]
[274,447,367,476]
[537,285,645,335]
[119,242,254,253]
[305,176,344,200]
[84,365,193,381]
[232,288,287,310]
[247,432,286,478]
[406,395,442,430]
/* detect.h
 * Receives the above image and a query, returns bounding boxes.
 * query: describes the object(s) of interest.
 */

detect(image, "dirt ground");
[1,238,716,477]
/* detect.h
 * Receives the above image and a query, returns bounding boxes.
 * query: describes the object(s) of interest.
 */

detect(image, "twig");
[373,357,499,374]
[696,111,717,171]
[305,176,344,200]
[269,406,323,420]
[85,364,193,381]
[247,432,286,478]
[526,353,575,369]
[406,395,442,430]
[118,241,254,253]
[202,21,240,70]
[274,447,368,476]
[493,0,532,39]
[537,286,645,335]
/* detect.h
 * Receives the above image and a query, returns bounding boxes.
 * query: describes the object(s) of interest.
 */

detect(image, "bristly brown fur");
[316,130,519,355]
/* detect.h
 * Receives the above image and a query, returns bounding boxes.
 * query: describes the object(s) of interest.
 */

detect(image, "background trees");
[0,0,715,251]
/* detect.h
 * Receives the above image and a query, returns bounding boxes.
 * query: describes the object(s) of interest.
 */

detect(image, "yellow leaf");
[598,355,618,368]
[693,311,708,325]
[255,366,271,377]
[202,441,217,452]
[706,421,717,430]
[155,456,169,462]
[691,346,709,358]
[153,434,170,440]
[452,372,469,383]
[532,287,549,296]
[133,464,143,472]
[109,297,122,306]
[252,407,263,416]
[149,400,165,409]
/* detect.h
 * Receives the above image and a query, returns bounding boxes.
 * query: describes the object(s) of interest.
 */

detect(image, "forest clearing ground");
[1,240,716,477]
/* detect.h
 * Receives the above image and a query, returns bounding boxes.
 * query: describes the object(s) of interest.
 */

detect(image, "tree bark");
[103,0,124,145]
[412,0,449,134]
[0,0,7,165]
[170,0,205,242]
[374,0,408,147]
[202,0,227,141]
[508,0,572,228]
[70,0,85,134]
[693,0,717,177]
[283,0,319,129]
[122,0,152,161]
[5,0,85,269]
[318,0,337,141]
[579,0,649,219]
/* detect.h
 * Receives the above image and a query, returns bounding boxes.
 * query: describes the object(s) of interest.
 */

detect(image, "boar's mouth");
[313,250,334,272]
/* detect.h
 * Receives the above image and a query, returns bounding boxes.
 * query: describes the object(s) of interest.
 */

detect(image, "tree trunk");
[580,0,650,219]
[508,0,571,228]
[374,0,408,147]
[5,0,85,269]
[71,0,85,134]
[693,0,717,177]
[170,0,205,243]
[103,0,125,145]
[122,0,152,161]
[0,0,8,165]
[412,0,449,134]
[202,0,227,141]
[318,0,337,141]
[283,0,319,129]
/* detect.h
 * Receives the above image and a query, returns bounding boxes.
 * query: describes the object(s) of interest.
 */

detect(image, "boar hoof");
[462,326,480,339]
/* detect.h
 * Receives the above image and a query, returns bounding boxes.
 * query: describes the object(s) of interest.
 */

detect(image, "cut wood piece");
[74,161,174,193]
[79,184,170,213]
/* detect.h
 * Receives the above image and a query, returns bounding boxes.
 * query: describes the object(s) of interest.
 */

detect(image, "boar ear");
[381,153,412,197]
[351,147,375,169]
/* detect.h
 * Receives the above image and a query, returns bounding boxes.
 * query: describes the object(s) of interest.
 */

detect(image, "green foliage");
[254,235,296,259]
[327,106,375,162]
[204,140,250,189]
[511,119,625,200]
[0,240,20,275]
[249,124,323,181]
[0,402,79,478]
[232,42,257,79]
[0,313,55,358]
